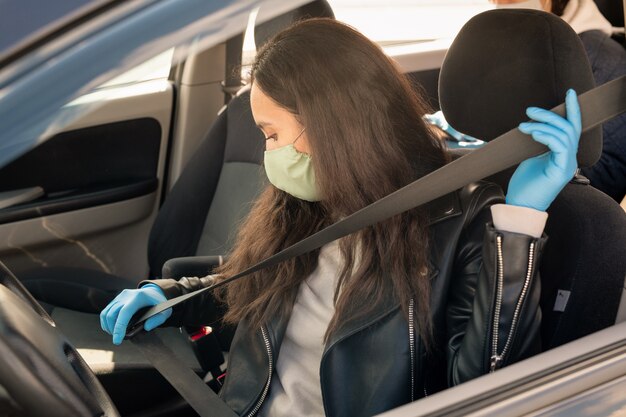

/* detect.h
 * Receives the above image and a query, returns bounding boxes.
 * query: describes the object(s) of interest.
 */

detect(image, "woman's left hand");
[506,89,581,211]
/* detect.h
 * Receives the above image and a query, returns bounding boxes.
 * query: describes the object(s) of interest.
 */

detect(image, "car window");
[328,0,495,46]
[241,1,497,63]
[98,47,174,89]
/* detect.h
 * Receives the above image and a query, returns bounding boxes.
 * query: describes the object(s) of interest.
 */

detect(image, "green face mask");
[264,140,320,202]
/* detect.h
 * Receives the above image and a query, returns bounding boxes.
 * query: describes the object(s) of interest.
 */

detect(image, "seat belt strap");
[130,332,237,417]
[129,75,626,331]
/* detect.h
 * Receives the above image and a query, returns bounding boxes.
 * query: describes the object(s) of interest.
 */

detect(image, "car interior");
[0,0,625,416]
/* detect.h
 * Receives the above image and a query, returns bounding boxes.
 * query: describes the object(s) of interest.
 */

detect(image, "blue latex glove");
[506,89,581,211]
[100,284,172,345]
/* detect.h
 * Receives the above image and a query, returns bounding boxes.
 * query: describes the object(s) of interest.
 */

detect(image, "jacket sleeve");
[446,195,546,386]
[138,276,223,328]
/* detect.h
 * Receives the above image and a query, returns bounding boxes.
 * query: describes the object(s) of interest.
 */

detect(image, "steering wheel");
[0,261,120,417]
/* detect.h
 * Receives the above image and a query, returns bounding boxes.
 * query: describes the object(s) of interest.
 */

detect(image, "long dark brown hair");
[215,18,448,347]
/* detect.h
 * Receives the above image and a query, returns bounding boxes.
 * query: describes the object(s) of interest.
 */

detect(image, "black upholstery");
[148,92,264,277]
[440,9,601,168]
[162,256,224,280]
[148,107,227,276]
[439,9,626,349]
[540,184,626,346]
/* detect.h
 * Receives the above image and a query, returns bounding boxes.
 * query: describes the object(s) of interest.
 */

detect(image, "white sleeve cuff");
[490,204,548,238]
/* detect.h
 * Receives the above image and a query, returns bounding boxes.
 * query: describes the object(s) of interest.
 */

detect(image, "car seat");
[438,9,626,349]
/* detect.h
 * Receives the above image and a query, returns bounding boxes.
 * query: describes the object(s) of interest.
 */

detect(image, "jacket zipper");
[408,298,415,401]
[246,326,274,417]
[490,236,536,372]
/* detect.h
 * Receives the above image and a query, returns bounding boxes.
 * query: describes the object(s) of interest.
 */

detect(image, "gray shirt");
[258,241,342,417]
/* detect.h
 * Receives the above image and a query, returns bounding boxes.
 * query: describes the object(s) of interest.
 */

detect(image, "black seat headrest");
[254,0,335,50]
[439,9,601,168]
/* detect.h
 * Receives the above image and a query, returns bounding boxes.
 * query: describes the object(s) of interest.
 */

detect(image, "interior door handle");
[0,186,44,210]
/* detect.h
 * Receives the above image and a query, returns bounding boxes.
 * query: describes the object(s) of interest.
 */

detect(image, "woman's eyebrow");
[256,121,272,129]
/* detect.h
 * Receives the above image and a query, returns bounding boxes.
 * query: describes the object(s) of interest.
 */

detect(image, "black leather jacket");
[144,181,545,417]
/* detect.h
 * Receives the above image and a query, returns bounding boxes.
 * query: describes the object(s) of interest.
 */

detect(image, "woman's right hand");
[100,284,172,345]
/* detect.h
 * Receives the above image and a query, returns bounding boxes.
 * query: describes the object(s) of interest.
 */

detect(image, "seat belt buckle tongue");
[125,323,144,339]
[125,306,152,339]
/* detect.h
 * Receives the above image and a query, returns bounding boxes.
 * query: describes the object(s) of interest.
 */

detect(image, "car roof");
[0,0,99,60]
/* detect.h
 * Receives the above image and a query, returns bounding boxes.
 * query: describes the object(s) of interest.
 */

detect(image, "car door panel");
[0,80,173,280]
[0,117,160,223]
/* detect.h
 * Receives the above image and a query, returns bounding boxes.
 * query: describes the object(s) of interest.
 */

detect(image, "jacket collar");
[264,281,402,359]
[266,308,291,357]
[323,294,400,355]
[427,189,462,225]
[266,189,461,355]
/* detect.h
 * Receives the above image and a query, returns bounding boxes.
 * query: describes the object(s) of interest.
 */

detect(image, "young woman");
[100,19,581,417]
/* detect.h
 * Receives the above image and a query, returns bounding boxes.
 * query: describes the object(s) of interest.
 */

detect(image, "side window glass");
[97,47,175,89]
[327,0,494,45]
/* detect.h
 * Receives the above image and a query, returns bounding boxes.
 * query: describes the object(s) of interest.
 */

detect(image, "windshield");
[330,0,497,45]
